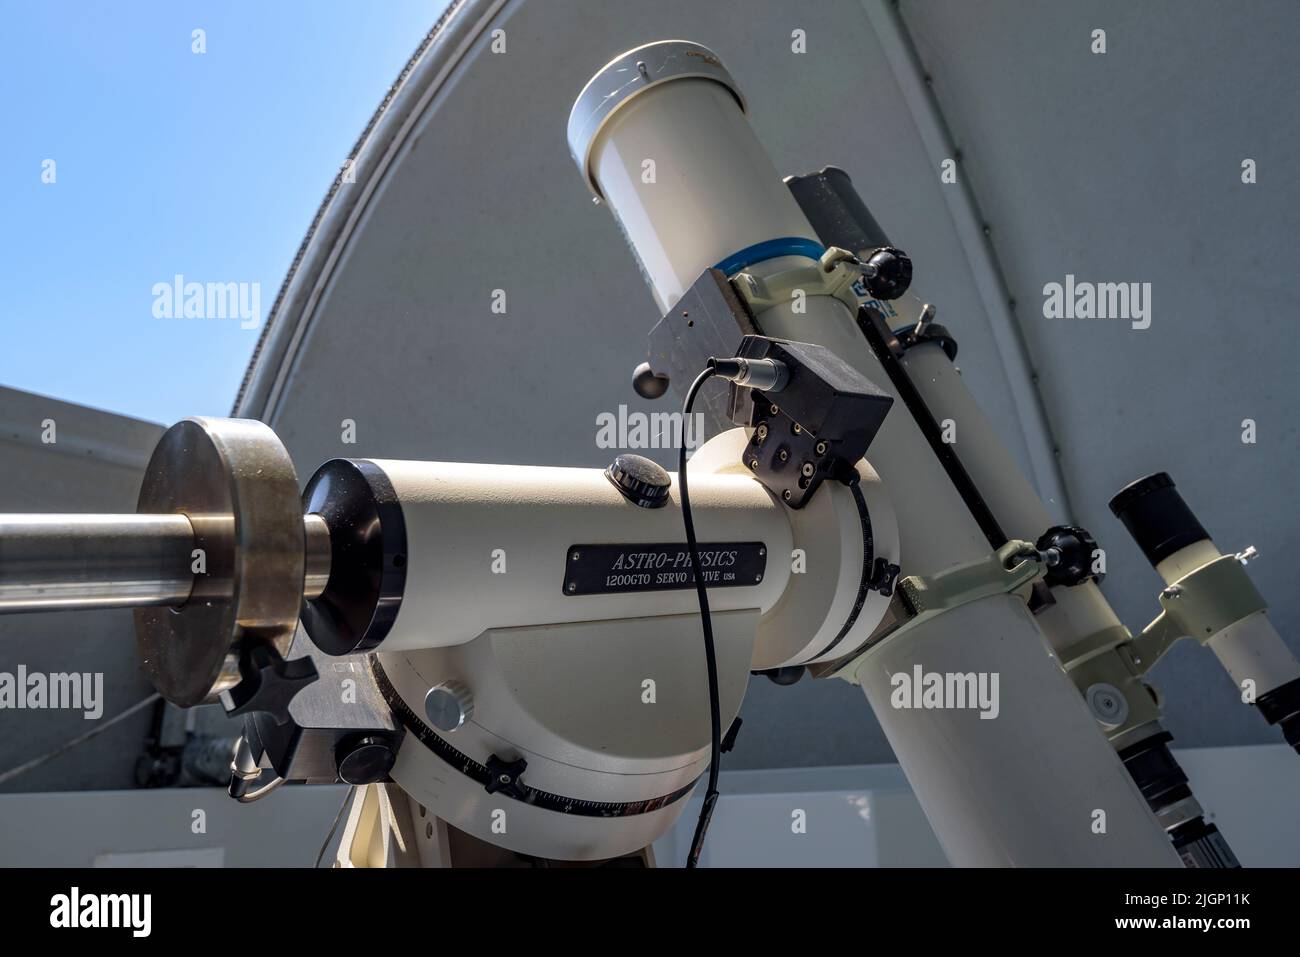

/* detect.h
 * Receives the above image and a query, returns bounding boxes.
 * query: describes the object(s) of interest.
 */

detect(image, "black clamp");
[220,644,319,726]
[485,754,529,800]
[867,557,901,597]
[1036,525,1105,588]
[894,320,958,362]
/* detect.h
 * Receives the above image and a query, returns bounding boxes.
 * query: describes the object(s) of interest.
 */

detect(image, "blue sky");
[0,1,446,424]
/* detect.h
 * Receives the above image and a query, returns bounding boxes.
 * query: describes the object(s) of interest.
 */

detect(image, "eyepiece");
[1109,472,1210,567]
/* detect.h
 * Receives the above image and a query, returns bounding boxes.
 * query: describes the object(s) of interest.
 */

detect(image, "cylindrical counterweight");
[0,416,334,710]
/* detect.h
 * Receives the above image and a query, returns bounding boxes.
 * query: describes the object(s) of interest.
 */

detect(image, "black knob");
[220,645,319,726]
[755,666,805,686]
[1036,524,1104,587]
[605,453,671,509]
[632,361,670,399]
[862,246,913,301]
[335,734,398,785]
[484,754,529,800]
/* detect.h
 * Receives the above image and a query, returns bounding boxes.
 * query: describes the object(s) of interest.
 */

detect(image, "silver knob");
[424,680,474,732]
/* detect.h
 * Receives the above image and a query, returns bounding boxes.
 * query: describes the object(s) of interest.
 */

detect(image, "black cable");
[680,366,721,868]
[0,692,161,785]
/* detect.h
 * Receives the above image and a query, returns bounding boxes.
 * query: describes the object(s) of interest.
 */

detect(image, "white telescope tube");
[571,40,992,579]
[1156,539,1300,698]
[853,593,1182,866]
[571,39,1179,866]
[569,40,820,314]
[899,341,1131,655]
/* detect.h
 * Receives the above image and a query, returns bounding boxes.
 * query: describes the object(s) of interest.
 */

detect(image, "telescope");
[2,40,1296,868]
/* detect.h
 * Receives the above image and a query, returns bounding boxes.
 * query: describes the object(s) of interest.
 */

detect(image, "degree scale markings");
[371,657,699,817]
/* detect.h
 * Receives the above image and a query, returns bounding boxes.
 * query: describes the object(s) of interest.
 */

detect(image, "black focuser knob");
[1036,524,1104,588]
[605,453,671,509]
[861,246,913,301]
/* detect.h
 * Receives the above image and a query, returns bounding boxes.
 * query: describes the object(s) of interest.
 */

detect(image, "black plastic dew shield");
[1108,472,1210,567]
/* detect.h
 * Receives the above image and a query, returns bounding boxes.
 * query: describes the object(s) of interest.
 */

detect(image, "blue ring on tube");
[713,237,825,276]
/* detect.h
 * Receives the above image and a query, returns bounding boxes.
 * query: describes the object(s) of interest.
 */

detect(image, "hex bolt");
[800,462,815,478]
[792,423,803,435]
[815,441,828,455]
[778,450,789,462]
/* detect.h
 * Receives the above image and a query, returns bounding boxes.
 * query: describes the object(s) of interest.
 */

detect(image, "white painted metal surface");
[585,74,816,312]
[374,452,791,651]
[853,593,1180,866]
